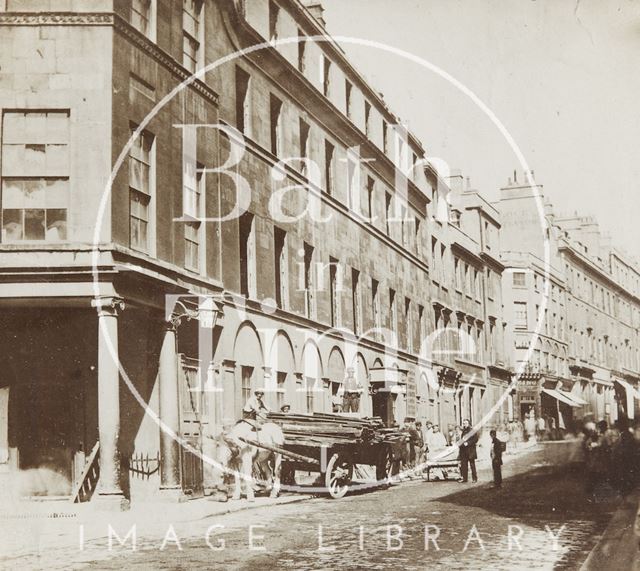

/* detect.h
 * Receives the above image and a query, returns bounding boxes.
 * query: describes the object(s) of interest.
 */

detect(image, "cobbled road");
[7,442,620,570]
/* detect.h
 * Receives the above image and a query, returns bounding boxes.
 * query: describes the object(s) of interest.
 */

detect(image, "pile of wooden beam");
[266,412,405,448]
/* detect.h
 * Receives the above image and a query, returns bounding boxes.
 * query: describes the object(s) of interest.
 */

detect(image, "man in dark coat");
[490,429,503,488]
[457,419,478,483]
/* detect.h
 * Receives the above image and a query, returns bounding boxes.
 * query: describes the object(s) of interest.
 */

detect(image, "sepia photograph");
[0,0,639,569]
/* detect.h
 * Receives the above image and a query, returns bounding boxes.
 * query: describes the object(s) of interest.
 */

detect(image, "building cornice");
[0,12,113,25]
[480,251,505,273]
[0,11,219,106]
[451,241,484,268]
[559,240,639,304]
[221,0,430,212]
[112,14,219,106]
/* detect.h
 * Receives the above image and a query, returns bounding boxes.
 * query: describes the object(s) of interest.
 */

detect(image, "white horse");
[217,421,284,501]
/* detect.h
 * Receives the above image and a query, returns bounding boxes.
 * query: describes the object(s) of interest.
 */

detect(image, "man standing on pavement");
[458,419,478,483]
[490,429,503,488]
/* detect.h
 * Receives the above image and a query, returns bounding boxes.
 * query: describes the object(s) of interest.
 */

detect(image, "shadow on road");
[437,462,619,529]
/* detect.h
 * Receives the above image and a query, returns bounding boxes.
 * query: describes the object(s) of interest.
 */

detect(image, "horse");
[216,420,284,501]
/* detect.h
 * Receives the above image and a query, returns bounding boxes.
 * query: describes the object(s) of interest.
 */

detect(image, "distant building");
[498,173,640,433]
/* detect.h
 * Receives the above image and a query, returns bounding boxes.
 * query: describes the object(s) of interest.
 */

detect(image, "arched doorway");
[301,341,323,413]
[328,347,346,412]
[232,323,264,420]
[267,331,296,413]
[354,353,370,416]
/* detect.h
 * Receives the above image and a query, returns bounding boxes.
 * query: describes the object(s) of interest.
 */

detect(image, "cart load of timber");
[259,412,405,498]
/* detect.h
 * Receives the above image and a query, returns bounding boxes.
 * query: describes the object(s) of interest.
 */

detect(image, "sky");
[321,0,640,259]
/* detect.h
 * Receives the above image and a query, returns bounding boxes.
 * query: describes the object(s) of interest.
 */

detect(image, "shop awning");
[541,388,581,408]
[614,379,640,400]
[561,391,588,406]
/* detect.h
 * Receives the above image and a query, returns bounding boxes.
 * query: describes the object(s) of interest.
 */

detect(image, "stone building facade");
[0,0,511,507]
[499,174,640,432]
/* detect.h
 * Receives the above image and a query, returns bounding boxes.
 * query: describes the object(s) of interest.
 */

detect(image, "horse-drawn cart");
[261,412,404,499]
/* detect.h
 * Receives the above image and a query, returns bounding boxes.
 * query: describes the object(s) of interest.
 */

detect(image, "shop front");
[515,372,585,437]
[369,366,408,426]
[613,376,640,421]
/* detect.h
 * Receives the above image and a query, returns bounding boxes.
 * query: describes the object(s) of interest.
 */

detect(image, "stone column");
[203,363,223,496]
[92,297,128,510]
[262,366,273,409]
[158,320,181,498]
[222,360,236,426]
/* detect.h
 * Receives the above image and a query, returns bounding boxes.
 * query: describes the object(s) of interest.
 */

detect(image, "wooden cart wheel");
[324,453,353,499]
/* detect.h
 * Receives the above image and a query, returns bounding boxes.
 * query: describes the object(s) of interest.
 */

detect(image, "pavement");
[2,439,610,570]
[1,439,586,570]
[0,492,312,565]
[580,490,640,571]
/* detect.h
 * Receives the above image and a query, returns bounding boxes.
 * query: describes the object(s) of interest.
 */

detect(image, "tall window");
[418,304,426,352]
[383,120,389,153]
[514,302,528,330]
[351,268,361,334]
[299,118,310,178]
[268,0,279,41]
[347,154,358,211]
[364,101,371,137]
[405,297,413,353]
[182,0,203,72]
[487,268,494,299]
[389,288,397,334]
[329,256,340,327]
[131,0,155,40]
[454,258,461,290]
[364,176,374,221]
[306,378,315,413]
[129,126,154,252]
[297,29,306,72]
[322,56,331,97]
[239,212,256,297]
[385,192,392,235]
[183,161,203,272]
[372,278,381,332]
[303,242,315,318]
[274,226,288,309]
[1,111,69,242]
[345,80,353,118]
[324,140,335,194]
[276,371,286,410]
[241,366,253,406]
[235,66,251,135]
[270,94,283,156]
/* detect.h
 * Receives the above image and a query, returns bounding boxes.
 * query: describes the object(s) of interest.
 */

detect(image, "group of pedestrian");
[397,418,505,488]
[583,416,640,498]
[451,419,503,488]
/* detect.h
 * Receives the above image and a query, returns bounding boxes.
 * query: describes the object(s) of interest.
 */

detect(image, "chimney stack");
[302,1,326,27]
